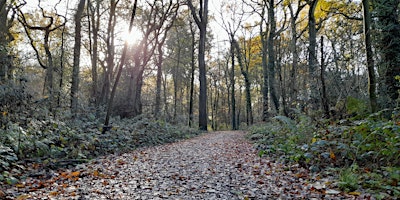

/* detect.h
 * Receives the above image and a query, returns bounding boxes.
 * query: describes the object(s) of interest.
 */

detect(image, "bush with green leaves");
[248,109,400,197]
[0,110,201,172]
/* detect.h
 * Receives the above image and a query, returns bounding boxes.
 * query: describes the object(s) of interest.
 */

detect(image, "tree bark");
[71,0,86,115]
[230,38,237,130]
[362,0,377,112]
[267,0,279,112]
[260,4,269,121]
[320,36,329,117]
[188,20,195,127]
[187,0,209,131]
[0,0,12,82]
[307,0,319,110]
[88,0,100,106]
[154,42,163,117]
[375,0,400,108]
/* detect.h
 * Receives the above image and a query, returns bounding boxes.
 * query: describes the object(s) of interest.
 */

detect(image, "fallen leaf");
[49,191,59,196]
[61,172,69,178]
[71,171,80,177]
[325,189,341,195]
[311,182,325,190]
[348,191,361,196]
[329,149,336,161]
[16,194,31,200]
[0,190,5,198]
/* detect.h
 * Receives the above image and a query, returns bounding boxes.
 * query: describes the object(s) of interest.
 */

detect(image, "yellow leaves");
[282,0,291,7]
[2,111,7,116]
[71,171,80,177]
[348,191,361,196]
[311,137,317,143]
[60,171,80,181]
[329,149,336,161]
[93,170,99,177]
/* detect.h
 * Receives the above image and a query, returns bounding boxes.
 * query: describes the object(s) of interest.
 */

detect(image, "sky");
[18,0,258,64]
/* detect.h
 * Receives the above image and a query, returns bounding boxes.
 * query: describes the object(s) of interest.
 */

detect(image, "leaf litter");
[3,131,372,199]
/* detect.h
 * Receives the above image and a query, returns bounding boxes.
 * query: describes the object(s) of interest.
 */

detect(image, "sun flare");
[122,26,142,45]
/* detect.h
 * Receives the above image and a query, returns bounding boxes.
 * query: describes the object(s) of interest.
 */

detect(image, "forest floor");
[2,131,373,199]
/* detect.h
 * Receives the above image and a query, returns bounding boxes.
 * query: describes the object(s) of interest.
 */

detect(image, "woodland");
[0,0,399,199]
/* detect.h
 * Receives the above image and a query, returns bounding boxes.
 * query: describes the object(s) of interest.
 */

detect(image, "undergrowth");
[248,108,400,199]
[0,110,201,185]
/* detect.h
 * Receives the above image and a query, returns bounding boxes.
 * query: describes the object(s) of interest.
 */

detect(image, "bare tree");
[87,0,100,106]
[104,0,138,130]
[187,0,209,130]
[287,0,306,107]
[124,0,178,118]
[17,0,66,110]
[99,0,118,105]
[218,1,245,130]
[71,0,86,115]
[154,0,179,118]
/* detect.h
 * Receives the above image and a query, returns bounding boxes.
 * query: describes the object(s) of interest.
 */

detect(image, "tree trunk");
[173,39,182,121]
[17,3,66,111]
[0,0,12,82]
[276,38,289,116]
[187,0,209,131]
[71,0,85,115]
[43,32,54,109]
[307,0,319,110]
[260,5,269,121]
[320,36,329,117]
[57,2,69,107]
[101,0,117,105]
[230,38,237,130]
[104,0,138,129]
[375,0,400,108]
[188,20,195,127]
[362,0,377,112]
[287,2,306,106]
[233,38,253,125]
[267,0,279,113]
[89,0,100,106]
[154,43,163,117]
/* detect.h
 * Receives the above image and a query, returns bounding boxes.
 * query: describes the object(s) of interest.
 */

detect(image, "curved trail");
[9,131,362,199]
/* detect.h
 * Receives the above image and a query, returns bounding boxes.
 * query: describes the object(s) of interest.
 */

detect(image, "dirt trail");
[5,131,363,199]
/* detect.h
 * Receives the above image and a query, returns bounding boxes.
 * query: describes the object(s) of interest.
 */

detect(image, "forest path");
[6,131,358,199]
